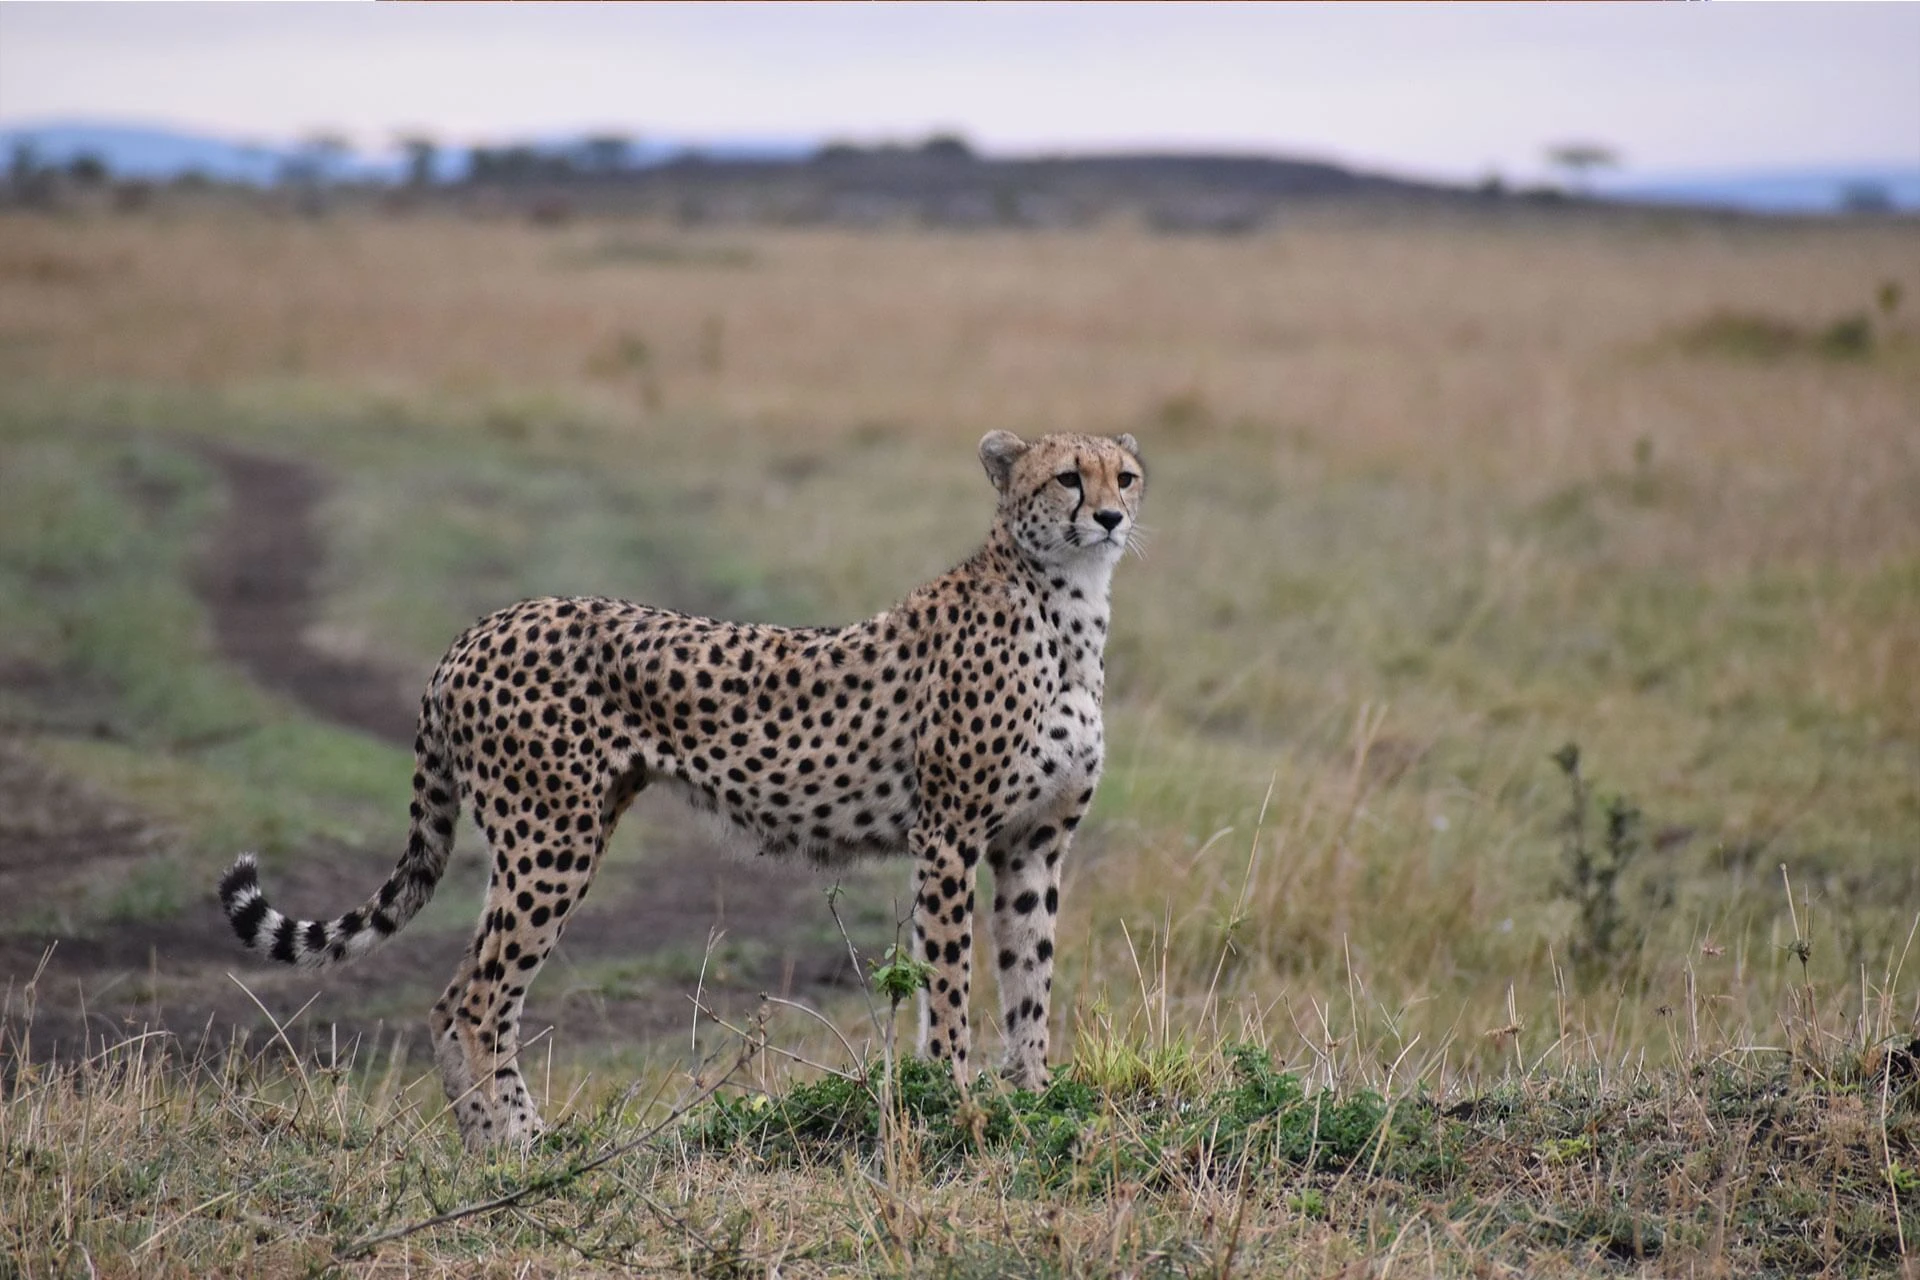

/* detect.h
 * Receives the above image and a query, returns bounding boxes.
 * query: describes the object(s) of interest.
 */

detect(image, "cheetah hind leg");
[427,941,550,1149]
[431,768,643,1149]
[430,959,501,1147]
[436,817,616,1148]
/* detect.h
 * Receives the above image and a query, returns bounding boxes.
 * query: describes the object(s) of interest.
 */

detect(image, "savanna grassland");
[1,201,1917,1276]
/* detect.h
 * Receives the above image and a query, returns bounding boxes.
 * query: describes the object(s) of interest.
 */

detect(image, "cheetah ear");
[1112,433,1141,461]
[978,431,1028,491]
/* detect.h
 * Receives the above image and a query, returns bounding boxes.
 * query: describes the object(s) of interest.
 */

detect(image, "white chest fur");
[1026,558,1116,797]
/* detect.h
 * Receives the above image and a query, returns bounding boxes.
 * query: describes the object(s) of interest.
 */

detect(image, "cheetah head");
[979,431,1144,566]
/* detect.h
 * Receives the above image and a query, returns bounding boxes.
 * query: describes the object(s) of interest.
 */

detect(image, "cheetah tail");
[217,698,461,970]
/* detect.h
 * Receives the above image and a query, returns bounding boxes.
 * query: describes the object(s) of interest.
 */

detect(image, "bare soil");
[2,444,894,1072]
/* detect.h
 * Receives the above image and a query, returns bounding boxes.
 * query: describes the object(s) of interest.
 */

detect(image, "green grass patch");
[693,1045,1431,1193]
[1675,308,1882,362]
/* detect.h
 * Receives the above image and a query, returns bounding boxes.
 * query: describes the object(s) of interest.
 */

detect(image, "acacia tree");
[279,131,355,196]
[579,134,633,175]
[9,139,39,187]
[396,134,438,187]
[1547,142,1619,195]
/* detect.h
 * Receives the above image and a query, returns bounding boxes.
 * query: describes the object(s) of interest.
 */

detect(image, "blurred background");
[1,3,1916,1091]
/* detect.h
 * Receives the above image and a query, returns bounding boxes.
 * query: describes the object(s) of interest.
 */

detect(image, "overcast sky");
[2,2,1915,182]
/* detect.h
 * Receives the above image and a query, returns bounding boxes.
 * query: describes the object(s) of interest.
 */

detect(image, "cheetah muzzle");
[218,430,1145,1149]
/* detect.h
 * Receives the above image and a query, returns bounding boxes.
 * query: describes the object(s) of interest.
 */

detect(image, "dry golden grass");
[3,202,1920,1276]
[1,210,1913,479]
[5,946,1916,1277]
[3,202,1917,1090]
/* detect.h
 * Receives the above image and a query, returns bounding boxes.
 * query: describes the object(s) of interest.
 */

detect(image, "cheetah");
[218,430,1144,1148]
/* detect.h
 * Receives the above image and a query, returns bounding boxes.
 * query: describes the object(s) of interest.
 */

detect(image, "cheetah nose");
[1093,509,1124,532]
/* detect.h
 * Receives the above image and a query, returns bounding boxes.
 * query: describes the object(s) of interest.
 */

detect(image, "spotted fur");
[218,431,1144,1148]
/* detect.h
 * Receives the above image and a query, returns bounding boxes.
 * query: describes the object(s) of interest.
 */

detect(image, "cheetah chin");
[217,430,1144,1149]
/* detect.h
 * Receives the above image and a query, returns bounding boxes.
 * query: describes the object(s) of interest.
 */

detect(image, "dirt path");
[3,444,893,1068]
[192,447,420,743]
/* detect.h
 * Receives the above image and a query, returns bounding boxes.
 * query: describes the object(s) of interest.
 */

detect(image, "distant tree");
[277,130,354,215]
[9,139,39,188]
[397,134,438,187]
[579,134,633,174]
[298,131,354,185]
[1840,182,1894,215]
[112,179,154,214]
[920,132,975,162]
[277,154,318,187]
[813,141,864,164]
[1546,142,1618,195]
[236,143,276,186]
[8,139,56,208]
[499,145,546,183]
[67,152,109,185]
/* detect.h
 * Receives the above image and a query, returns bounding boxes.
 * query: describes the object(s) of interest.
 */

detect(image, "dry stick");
[1364,1034,1423,1182]
[337,1030,763,1258]
[1780,863,1821,1063]
[760,993,865,1073]
[691,926,723,1055]
[18,942,56,1061]
[1878,1041,1910,1266]
[227,975,324,1117]
[529,1153,727,1269]
[74,1027,175,1069]
[1117,920,1154,1038]
[1201,773,1277,1037]
[134,1184,255,1259]
[693,993,862,1083]
[825,880,887,1041]
[1880,912,1920,1044]
[1210,1171,1253,1280]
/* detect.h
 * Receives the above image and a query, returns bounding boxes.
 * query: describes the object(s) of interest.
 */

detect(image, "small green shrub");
[1551,744,1648,980]
[689,1043,1427,1190]
[1817,312,1875,359]
[1675,296,1888,364]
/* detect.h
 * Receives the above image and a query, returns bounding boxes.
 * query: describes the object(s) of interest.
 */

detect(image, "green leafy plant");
[868,945,936,1009]
[1551,744,1647,979]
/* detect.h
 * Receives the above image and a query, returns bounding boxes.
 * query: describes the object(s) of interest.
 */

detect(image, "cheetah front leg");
[910,821,982,1080]
[989,801,1082,1090]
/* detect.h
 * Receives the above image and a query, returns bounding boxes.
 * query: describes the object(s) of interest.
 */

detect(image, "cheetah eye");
[1118,471,1137,489]
[1055,472,1081,489]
